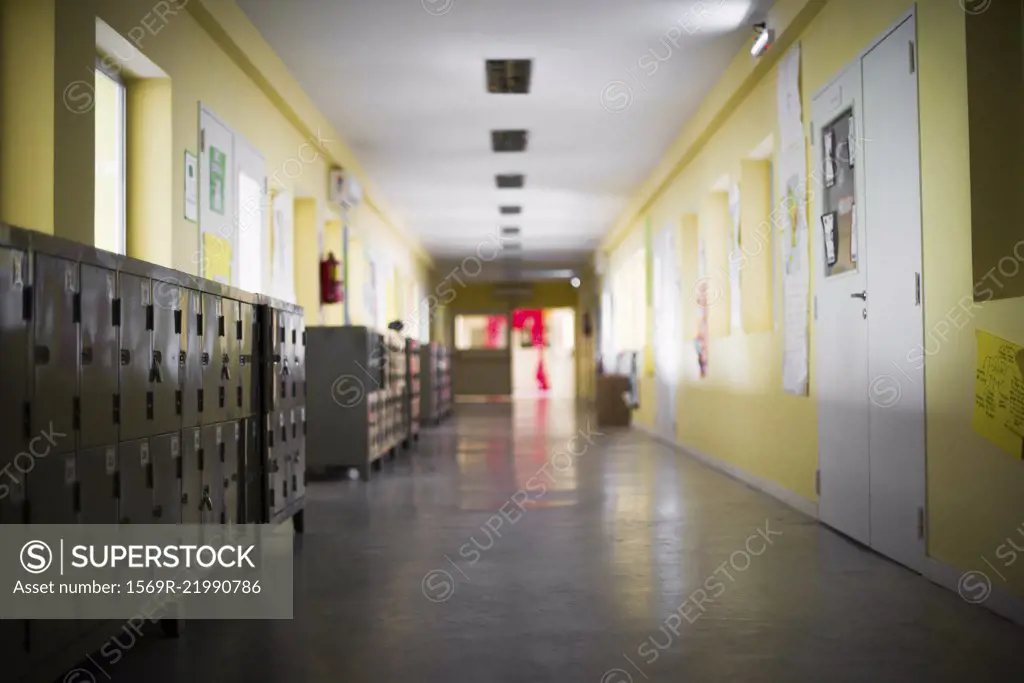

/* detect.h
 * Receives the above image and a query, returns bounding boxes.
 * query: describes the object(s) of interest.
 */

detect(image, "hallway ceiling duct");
[485,59,532,94]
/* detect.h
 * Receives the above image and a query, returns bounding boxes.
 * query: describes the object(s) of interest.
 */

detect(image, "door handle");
[850,290,867,300]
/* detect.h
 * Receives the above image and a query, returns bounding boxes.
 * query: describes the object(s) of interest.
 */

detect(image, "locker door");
[118,439,156,524]
[240,417,261,524]
[119,273,153,441]
[201,423,225,524]
[152,282,182,435]
[221,298,239,419]
[151,432,181,524]
[181,289,203,427]
[266,413,284,518]
[180,427,203,524]
[0,248,30,461]
[32,254,79,444]
[77,445,118,524]
[290,437,306,503]
[222,421,240,524]
[275,310,288,412]
[79,265,119,448]
[289,314,304,406]
[236,301,255,418]
[200,294,224,424]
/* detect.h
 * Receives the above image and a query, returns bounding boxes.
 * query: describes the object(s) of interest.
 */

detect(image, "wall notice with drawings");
[972,328,1024,457]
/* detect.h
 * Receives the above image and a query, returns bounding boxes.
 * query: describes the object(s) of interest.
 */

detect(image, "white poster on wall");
[271,191,295,302]
[728,183,743,334]
[778,44,810,395]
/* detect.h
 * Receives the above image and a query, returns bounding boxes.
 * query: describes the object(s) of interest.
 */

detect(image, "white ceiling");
[236,0,774,261]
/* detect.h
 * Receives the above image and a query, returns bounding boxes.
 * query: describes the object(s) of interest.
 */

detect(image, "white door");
[235,137,267,294]
[652,224,680,441]
[812,62,871,546]
[863,16,926,571]
[199,108,235,284]
[813,14,926,569]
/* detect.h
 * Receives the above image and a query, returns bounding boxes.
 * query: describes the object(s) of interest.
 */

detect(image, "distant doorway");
[512,308,576,398]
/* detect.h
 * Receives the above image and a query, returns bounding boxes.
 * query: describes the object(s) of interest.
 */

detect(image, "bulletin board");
[202,233,232,285]
[972,328,1024,457]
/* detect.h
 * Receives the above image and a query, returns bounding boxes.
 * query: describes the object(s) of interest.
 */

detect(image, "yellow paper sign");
[202,232,232,285]
[972,328,1024,457]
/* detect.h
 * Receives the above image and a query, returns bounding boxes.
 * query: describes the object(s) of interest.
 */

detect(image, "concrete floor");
[92,399,1021,682]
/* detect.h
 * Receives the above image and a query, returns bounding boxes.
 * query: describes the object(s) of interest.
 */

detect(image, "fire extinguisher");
[320,251,343,304]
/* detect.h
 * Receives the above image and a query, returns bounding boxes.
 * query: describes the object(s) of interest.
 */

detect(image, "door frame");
[810,4,928,571]
[234,133,268,294]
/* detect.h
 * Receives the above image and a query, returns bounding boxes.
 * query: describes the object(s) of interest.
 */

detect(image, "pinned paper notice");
[972,328,1024,457]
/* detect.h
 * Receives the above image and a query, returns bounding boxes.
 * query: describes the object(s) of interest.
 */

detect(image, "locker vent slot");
[218,315,225,337]
[146,305,154,331]
[22,286,32,320]
[146,391,154,419]
[198,448,205,471]
[113,394,120,424]
[73,397,81,430]
[174,309,182,334]
[236,319,243,340]
[176,390,183,415]
[73,293,81,323]
[112,298,121,326]
[198,389,204,413]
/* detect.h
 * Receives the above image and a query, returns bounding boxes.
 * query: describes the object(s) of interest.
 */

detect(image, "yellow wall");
[0,0,430,321]
[603,0,1024,596]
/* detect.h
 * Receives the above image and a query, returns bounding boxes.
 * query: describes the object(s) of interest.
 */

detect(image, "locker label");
[301,407,306,421]
[65,267,76,293]
[107,273,115,300]
[216,299,222,316]
[140,442,150,466]
[170,436,180,458]
[105,448,116,474]
[290,410,295,424]
[141,282,151,306]
[192,292,200,311]
[216,426,223,445]
[65,457,77,485]
[11,252,23,289]
[235,423,240,440]
[194,430,201,450]
[279,414,285,427]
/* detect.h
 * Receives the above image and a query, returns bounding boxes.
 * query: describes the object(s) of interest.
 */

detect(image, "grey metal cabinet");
[180,426,203,524]
[31,254,79,445]
[79,264,119,449]
[118,439,156,524]
[118,273,152,442]
[0,247,29,463]
[151,432,181,524]
[76,445,118,524]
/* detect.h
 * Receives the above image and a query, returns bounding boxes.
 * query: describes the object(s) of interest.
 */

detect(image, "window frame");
[95,55,127,256]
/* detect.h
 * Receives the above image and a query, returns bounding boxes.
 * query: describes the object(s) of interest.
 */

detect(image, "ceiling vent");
[485,59,532,94]
[499,206,521,215]
[495,174,524,189]
[491,129,529,152]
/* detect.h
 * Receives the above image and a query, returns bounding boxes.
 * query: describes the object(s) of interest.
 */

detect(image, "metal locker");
[241,417,261,524]
[118,273,153,441]
[222,420,241,524]
[180,427,203,524]
[26,451,77,524]
[77,445,118,524]
[31,254,79,445]
[273,309,287,412]
[118,439,157,524]
[180,289,203,428]
[266,411,284,518]
[292,315,306,406]
[150,432,181,524]
[222,298,241,420]
[289,438,306,504]
[200,423,225,524]
[0,247,30,461]
[79,264,119,448]
[200,293,225,424]
[151,281,182,435]
[236,301,256,418]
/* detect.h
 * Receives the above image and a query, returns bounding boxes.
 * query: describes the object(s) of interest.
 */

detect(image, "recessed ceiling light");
[485,59,532,94]
[496,174,524,188]
[491,130,529,152]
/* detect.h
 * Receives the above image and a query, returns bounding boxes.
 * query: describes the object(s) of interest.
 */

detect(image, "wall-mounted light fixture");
[751,22,773,58]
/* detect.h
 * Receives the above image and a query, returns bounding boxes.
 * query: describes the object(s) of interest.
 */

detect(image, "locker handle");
[201,352,210,366]
[201,487,213,511]
[153,505,163,519]
[120,349,131,365]
[34,345,50,365]
[81,346,93,365]
[222,364,231,381]
[179,351,186,367]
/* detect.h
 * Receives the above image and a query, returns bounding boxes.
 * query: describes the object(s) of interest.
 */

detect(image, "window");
[455,314,508,350]
[94,62,126,255]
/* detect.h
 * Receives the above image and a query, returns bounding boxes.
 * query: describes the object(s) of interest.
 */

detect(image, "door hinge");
[909,41,916,74]
[917,507,925,540]
[815,470,821,496]
[915,272,921,306]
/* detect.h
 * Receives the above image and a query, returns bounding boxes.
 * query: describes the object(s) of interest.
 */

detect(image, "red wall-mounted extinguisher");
[320,251,343,304]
